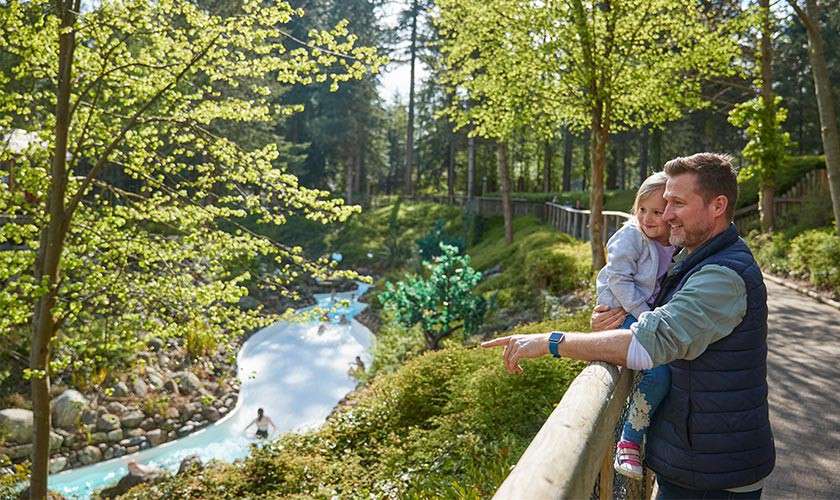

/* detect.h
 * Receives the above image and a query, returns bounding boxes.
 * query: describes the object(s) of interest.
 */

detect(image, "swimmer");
[244,408,277,439]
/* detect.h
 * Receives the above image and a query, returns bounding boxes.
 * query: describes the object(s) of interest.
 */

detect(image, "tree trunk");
[543,140,552,192]
[497,141,514,244]
[403,0,418,195]
[638,127,649,187]
[30,3,77,496]
[582,132,590,193]
[562,127,573,192]
[345,156,354,204]
[447,132,456,203]
[759,0,775,231]
[606,144,618,190]
[651,128,662,172]
[801,0,840,234]
[590,109,608,270]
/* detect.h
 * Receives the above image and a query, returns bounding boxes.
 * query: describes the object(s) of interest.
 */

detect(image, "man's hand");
[591,304,626,331]
[481,333,550,374]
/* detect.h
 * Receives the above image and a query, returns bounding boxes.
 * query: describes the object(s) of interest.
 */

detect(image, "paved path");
[764,279,839,499]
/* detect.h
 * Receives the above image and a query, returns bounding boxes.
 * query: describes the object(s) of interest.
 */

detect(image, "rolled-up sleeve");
[631,265,747,367]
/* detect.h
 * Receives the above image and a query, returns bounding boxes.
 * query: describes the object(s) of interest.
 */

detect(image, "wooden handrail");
[494,363,634,499]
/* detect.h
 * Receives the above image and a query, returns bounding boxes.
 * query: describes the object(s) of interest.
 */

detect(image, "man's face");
[662,173,716,251]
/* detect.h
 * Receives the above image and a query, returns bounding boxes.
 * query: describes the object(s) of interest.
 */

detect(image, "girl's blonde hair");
[632,172,668,214]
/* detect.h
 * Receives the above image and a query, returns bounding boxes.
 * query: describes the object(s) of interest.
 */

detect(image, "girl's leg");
[615,364,671,478]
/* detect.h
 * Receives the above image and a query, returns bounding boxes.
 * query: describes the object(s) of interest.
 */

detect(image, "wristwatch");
[548,331,566,358]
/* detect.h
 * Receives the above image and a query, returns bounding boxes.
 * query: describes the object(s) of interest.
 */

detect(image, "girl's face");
[636,189,670,244]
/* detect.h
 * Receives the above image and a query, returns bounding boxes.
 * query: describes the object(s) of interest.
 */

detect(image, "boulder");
[49,431,63,451]
[146,429,166,447]
[91,432,108,444]
[0,408,33,443]
[177,454,202,474]
[126,446,139,454]
[4,443,32,460]
[140,418,156,431]
[132,378,148,398]
[78,445,102,465]
[105,402,127,416]
[146,370,164,390]
[204,407,221,422]
[174,372,202,395]
[163,378,179,395]
[96,413,121,432]
[49,456,68,474]
[104,447,115,460]
[125,428,144,438]
[177,424,194,437]
[107,429,124,442]
[99,462,166,498]
[165,407,180,420]
[111,382,130,397]
[52,390,89,430]
[147,337,164,351]
[81,409,98,425]
[120,410,145,429]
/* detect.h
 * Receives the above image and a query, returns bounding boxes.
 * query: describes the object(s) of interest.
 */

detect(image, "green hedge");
[749,227,840,296]
[117,316,589,499]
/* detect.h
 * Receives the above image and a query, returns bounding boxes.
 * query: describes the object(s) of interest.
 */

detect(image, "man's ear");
[710,194,728,218]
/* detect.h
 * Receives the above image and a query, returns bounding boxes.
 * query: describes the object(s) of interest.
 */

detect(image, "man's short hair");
[663,153,738,220]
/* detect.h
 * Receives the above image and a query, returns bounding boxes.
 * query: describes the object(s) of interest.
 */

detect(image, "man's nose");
[663,204,675,222]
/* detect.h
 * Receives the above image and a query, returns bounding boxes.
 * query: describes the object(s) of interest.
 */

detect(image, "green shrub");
[524,248,581,296]
[748,231,790,275]
[789,229,840,290]
[416,218,465,261]
[184,319,219,360]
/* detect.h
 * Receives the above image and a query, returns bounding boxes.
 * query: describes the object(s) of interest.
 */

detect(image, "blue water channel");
[48,283,373,498]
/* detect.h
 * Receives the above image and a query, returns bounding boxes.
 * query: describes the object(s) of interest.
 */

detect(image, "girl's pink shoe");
[614,439,643,479]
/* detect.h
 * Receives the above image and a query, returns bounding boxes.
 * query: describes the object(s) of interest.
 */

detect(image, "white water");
[48,283,373,499]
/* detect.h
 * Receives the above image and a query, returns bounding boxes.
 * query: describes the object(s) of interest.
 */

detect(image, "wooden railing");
[734,169,829,234]
[545,202,631,242]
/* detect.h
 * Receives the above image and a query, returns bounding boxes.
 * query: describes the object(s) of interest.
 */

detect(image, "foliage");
[749,227,840,295]
[416,218,465,261]
[737,156,826,208]
[380,244,486,350]
[0,455,28,499]
[117,334,584,499]
[729,96,791,187]
[0,0,385,380]
[523,250,581,297]
[183,319,220,360]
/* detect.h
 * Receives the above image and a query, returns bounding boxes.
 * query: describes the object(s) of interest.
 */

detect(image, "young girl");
[595,172,676,479]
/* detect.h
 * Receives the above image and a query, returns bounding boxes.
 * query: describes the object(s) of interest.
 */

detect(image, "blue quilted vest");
[645,224,775,490]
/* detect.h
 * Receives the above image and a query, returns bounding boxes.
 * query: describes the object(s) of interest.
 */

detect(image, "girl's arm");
[603,227,652,318]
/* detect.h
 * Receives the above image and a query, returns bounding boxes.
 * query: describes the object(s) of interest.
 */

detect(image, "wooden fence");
[734,169,829,234]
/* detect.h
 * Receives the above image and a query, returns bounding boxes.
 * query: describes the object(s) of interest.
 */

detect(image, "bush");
[416,219,465,262]
[789,229,840,290]
[748,231,790,276]
[524,248,582,296]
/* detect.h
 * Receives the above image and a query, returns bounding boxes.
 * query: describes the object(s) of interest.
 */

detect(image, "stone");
[146,429,166,447]
[114,447,126,458]
[91,432,109,444]
[112,381,130,397]
[98,443,108,452]
[126,428,145,439]
[132,378,148,398]
[147,337,164,351]
[52,390,89,430]
[5,443,32,460]
[167,431,177,440]
[62,433,77,449]
[204,407,221,422]
[174,371,202,395]
[158,354,171,367]
[104,447,115,460]
[78,445,102,465]
[49,431,64,451]
[163,378,179,394]
[140,418,156,431]
[107,429,124,442]
[97,413,121,432]
[165,407,180,420]
[81,409,98,425]
[139,441,149,450]
[121,410,145,429]
[177,424,194,437]
[146,371,164,390]
[0,408,33,443]
[106,402,127,416]
[178,454,202,474]
[219,406,229,416]
[126,446,139,454]
[99,462,166,498]
[126,436,145,447]
[49,456,68,474]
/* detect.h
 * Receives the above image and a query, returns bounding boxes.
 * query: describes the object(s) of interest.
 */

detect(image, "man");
[483,153,774,498]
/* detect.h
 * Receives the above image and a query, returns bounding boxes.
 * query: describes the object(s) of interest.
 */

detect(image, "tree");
[787,0,840,234]
[0,0,384,495]
[437,0,742,268]
[380,243,486,350]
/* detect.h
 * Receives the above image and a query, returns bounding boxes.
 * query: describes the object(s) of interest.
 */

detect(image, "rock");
[81,409,98,425]
[177,424,194,437]
[4,443,32,460]
[126,436,145,447]
[140,418,156,431]
[105,402,127,416]
[239,296,259,310]
[97,413,121,432]
[112,382,130,397]
[167,431,177,440]
[178,454,202,474]
[139,441,149,450]
[147,337,164,351]
[125,428,145,438]
[204,407,221,422]
[158,354,171,367]
[146,371,164,390]
[52,390,89,430]
[132,378,148,398]
[98,443,108,452]
[49,456,68,474]
[99,462,166,498]
[104,447,115,460]
[0,408,33,443]
[114,447,126,458]
[146,429,166,447]
[62,433,77,449]
[107,429,124,442]
[78,445,102,465]
[91,432,109,444]
[219,406,229,416]
[126,446,139,454]
[174,371,202,395]
[165,407,180,420]
[121,410,145,429]
[163,378,179,394]
[49,431,64,451]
